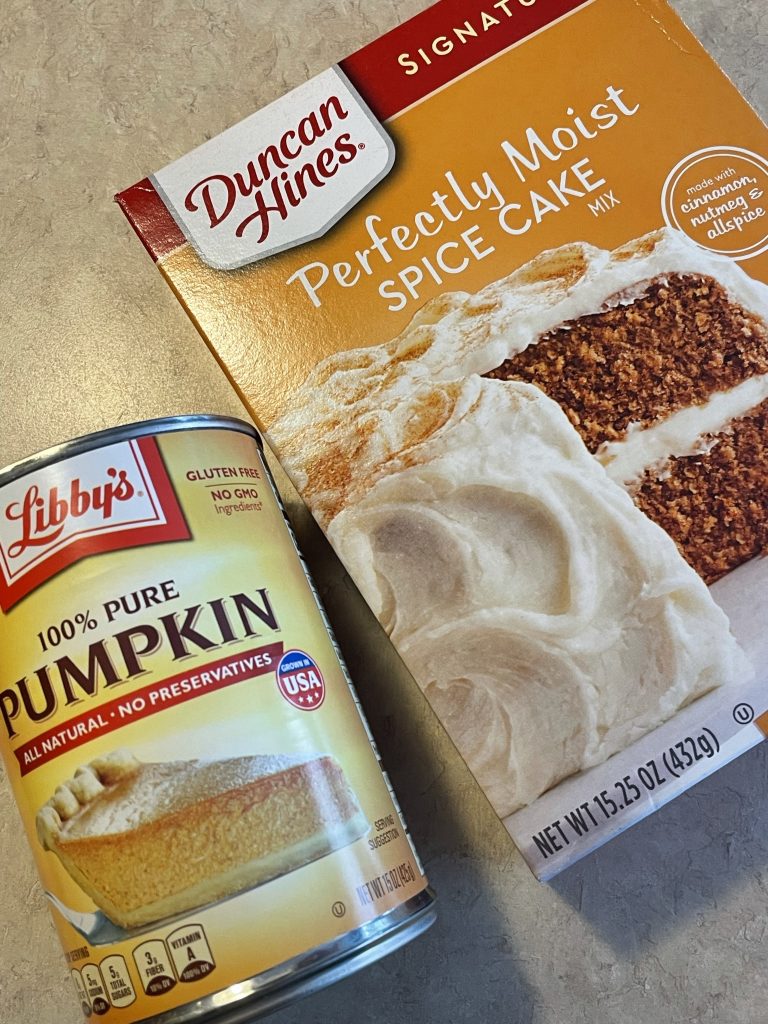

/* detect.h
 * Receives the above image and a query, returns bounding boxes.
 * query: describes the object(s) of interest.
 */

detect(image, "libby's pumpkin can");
[0,415,435,1023]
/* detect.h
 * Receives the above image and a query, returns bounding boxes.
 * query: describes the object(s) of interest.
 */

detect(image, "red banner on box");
[340,0,592,120]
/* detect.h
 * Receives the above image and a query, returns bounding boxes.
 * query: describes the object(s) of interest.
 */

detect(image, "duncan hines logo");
[0,438,189,610]
[152,67,395,270]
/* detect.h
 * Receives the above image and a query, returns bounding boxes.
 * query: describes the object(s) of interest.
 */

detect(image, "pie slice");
[37,749,368,928]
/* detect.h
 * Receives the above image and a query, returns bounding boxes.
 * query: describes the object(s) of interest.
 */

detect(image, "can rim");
[0,414,261,488]
[135,888,436,1024]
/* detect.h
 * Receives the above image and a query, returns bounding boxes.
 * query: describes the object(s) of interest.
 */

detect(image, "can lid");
[0,414,262,487]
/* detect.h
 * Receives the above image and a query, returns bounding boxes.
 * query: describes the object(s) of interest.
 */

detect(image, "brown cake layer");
[632,398,768,583]
[485,274,768,452]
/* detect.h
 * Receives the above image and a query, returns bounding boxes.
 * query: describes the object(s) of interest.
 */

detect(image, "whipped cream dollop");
[270,229,753,815]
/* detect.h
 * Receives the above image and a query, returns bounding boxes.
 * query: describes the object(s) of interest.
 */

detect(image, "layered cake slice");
[37,749,368,928]
[480,229,768,582]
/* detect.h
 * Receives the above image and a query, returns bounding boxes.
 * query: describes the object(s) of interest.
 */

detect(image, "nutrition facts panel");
[72,958,136,1016]
[70,922,216,1014]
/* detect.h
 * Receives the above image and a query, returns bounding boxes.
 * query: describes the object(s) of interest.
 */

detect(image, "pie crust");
[37,749,368,928]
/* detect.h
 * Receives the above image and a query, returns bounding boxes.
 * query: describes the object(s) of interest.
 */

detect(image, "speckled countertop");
[1,2,768,1022]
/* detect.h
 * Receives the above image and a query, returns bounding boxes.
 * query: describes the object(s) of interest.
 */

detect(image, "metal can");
[0,415,435,1023]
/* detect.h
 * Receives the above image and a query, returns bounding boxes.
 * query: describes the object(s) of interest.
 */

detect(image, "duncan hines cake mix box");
[117,0,768,879]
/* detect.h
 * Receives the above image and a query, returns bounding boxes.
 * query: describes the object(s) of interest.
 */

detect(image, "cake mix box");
[117,0,768,879]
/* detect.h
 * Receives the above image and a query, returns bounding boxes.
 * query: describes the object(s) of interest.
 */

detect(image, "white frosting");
[307,228,768,395]
[270,228,756,815]
[324,379,748,815]
[272,229,768,524]
[598,373,768,487]
[418,227,768,378]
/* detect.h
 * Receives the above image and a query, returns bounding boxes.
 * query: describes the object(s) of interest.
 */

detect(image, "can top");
[0,414,261,488]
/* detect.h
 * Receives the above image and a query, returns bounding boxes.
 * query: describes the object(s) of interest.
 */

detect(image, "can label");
[0,424,428,1021]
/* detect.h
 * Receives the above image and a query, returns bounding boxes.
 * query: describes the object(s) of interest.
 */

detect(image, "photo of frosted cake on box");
[270,227,766,816]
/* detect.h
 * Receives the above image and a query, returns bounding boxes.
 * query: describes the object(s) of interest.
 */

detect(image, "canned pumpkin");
[0,415,434,1023]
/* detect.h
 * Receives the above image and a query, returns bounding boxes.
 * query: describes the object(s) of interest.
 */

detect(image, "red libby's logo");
[6,469,136,558]
[0,437,189,611]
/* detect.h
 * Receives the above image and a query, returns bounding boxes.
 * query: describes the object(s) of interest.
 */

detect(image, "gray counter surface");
[1,1,767,1022]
